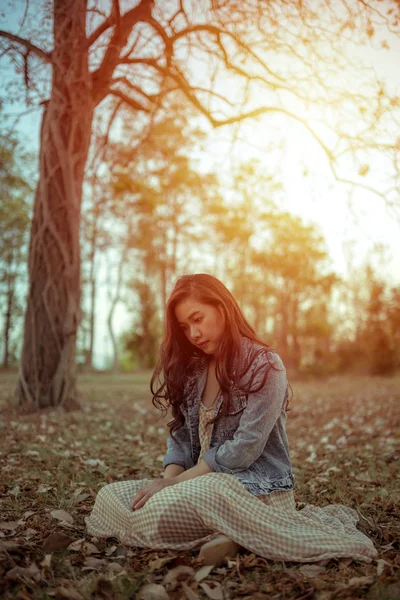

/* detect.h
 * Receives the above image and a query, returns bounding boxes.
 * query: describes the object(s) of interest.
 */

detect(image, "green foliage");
[0,125,33,367]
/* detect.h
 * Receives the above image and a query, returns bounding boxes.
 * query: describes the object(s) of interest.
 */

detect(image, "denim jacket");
[162,337,295,496]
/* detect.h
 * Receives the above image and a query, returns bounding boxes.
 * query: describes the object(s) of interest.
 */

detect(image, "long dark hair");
[151,273,291,443]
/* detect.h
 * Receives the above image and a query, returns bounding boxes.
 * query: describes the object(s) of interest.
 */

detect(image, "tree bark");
[2,271,16,369]
[15,0,93,409]
[87,207,99,369]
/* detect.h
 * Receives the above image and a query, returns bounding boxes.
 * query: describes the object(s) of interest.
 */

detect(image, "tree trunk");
[2,271,16,369]
[15,0,93,409]
[87,210,99,369]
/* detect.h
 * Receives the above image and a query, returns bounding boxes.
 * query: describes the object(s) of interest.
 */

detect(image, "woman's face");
[174,295,225,355]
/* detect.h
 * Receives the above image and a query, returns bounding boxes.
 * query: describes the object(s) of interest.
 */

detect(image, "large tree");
[0,0,399,408]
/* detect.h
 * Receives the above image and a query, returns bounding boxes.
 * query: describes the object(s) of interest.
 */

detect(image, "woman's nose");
[190,326,200,341]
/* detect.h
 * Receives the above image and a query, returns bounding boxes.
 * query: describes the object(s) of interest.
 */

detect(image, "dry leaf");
[21,527,38,539]
[37,485,54,493]
[181,581,201,600]
[42,532,75,552]
[137,583,169,600]
[107,562,124,574]
[50,509,74,524]
[348,576,374,587]
[195,564,215,582]
[149,555,177,570]
[376,558,390,575]
[104,545,117,556]
[73,492,90,504]
[199,581,224,600]
[9,485,21,497]
[162,565,195,590]
[67,539,100,554]
[0,540,24,551]
[92,577,114,599]
[82,556,107,570]
[298,564,327,578]
[40,554,52,568]
[0,521,19,530]
[5,562,41,583]
[55,585,84,600]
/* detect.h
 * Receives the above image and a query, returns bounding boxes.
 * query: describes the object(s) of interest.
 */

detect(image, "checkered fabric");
[85,403,378,563]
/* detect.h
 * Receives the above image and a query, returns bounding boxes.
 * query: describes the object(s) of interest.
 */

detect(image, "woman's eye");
[194,317,202,323]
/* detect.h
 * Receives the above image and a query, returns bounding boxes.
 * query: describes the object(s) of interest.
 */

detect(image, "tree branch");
[0,29,51,63]
[109,89,150,113]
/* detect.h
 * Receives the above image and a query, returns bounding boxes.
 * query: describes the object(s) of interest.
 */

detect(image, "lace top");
[197,401,216,464]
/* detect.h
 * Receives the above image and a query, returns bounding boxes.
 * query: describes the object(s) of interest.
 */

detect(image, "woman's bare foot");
[198,534,243,566]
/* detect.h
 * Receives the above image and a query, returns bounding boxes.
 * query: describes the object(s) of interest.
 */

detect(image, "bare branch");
[109,89,150,113]
[0,29,51,63]
[91,0,155,105]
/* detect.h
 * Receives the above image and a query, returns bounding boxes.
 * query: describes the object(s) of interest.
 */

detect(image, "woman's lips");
[198,341,209,348]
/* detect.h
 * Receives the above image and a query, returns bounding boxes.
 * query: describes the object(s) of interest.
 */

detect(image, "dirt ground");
[0,371,399,599]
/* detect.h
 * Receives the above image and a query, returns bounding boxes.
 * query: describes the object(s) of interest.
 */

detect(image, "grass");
[0,371,399,599]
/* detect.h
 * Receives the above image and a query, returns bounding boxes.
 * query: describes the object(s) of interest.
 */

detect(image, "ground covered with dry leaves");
[0,371,399,600]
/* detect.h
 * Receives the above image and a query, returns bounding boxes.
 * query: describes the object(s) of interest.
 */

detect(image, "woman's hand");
[131,478,175,511]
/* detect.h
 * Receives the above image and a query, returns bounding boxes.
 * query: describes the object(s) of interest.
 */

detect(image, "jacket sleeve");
[202,351,288,475]
[162,421,194,471]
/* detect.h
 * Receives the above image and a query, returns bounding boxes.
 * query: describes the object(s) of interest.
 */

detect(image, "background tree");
[0,127,32,369]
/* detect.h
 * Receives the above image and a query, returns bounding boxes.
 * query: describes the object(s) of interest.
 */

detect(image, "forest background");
[1,0,400,384]
[1,2,400,597]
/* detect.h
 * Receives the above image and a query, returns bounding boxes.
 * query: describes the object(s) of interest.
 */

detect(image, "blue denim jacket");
[162,337,295,496]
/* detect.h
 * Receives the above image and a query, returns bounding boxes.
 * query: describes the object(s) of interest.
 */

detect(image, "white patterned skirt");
[85,473,378,564]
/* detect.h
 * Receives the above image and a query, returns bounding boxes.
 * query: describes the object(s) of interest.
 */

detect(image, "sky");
[1,1,400,368]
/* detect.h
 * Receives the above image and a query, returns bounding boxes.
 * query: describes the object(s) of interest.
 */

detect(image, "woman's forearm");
[170,459,212,484]
[163,463,185,479]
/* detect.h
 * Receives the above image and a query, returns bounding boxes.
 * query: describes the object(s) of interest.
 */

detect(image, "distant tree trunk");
[106,243,129,372]
[278,291,289,364]
[2,271,16,369]
[15,0,93,409]
[291,297,301,370]
[87,213,99,369]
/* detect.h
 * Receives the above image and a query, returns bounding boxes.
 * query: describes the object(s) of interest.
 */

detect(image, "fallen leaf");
[181,582,201,600]
[82,556,107,570]
[42,532,75,552]
[199,581,224,600]
[9,485,21,497]
[40,554,52,568]
[348,576,374,587]
[37,485,54,494]
[298,564,327,578]
[25,450,40,456]
[162,565,195,590]
[73,492,90,504]
[107,562,124,574]
[105,544,118,556]
[376,558,390,575]
[92,577,114,599]
[55,585,84,600]
[137,583,169,600]
[67,539,100,555]
[21,527,38,539]
[194,564,215,582]
[50,509,74,524]
[148,555,177,570]
[0,521,19,530]
[0,540,24,551]
[5,562,41,583]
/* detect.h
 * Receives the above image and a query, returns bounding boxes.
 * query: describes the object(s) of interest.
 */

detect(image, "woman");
[85,274,378,566]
